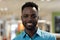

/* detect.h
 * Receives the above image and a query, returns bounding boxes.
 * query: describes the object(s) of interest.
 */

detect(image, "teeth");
[27,23,32,25]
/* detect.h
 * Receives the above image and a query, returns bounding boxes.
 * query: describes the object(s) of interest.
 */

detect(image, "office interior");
[0,0,60,40]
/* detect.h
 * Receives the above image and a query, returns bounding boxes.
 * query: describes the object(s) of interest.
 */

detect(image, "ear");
[21,16,22,20]
[37,16,39,19]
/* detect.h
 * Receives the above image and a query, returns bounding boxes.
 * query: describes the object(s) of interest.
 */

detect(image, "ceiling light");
[4,8,8,11]
[0,0,2,2]
[41,0,45,1]
[0,8,4,11]
[46,0,51,2]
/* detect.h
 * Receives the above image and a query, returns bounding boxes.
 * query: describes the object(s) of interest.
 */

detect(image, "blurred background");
[0,0,60,40]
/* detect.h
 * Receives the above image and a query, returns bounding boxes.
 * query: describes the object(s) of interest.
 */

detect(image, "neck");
[25,27,37,38]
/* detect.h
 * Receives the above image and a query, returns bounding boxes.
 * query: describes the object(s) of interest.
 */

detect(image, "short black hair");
[21,2,38,12]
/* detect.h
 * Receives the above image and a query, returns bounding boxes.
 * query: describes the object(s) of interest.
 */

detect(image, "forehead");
[22,7,38,14]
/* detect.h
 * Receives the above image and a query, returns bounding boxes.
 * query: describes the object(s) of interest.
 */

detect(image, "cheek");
[22,18,27,23]
[32,19,38,24]
[34,18,38,22]
[34,19,38,24]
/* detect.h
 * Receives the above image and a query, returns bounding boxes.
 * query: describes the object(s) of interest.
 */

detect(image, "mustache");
[27,21,33,23]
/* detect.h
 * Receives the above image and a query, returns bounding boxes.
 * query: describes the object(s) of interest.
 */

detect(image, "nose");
[28,16,32,21]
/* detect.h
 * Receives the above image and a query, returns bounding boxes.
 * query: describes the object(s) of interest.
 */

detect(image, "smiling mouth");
[27,23,33,25]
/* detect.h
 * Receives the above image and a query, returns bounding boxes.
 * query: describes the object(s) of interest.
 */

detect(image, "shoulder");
[40,30,56,40]
[13,31,24,40]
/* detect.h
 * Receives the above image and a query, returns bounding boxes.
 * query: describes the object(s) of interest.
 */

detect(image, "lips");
[27,23,33,25]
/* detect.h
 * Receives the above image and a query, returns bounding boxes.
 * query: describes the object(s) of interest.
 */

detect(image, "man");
[13,2,56,40]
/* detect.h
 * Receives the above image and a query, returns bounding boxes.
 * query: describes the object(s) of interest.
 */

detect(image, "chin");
[26,25,36,30]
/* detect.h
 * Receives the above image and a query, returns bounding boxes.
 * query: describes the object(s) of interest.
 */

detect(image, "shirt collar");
[22,27,42,38]
[36,27,42,36]
[22,31,26,38]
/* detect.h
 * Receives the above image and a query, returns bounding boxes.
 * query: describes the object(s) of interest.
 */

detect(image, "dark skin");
[21,7,39,38]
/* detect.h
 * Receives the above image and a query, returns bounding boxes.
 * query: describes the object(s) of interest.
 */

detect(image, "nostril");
[28,18,32,21]
[28,16,32,20]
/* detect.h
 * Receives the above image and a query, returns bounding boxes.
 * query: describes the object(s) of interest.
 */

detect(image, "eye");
[31,14,37,18]
[23,14,28,18]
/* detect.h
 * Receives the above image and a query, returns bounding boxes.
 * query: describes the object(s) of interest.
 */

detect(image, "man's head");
[21,2,39,30]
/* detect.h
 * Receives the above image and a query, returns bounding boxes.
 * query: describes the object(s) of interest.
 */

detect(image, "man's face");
[21,7,38,30]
